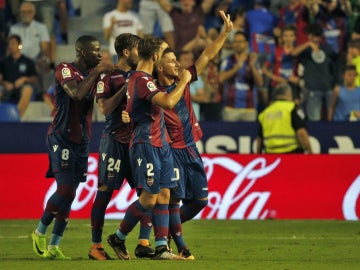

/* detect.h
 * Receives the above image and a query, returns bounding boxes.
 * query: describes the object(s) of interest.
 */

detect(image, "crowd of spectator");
[1,0,360,122]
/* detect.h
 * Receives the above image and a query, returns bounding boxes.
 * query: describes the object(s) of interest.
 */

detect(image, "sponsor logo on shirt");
[147,81,157,92]
[97,81,105,93]
[61,67,71,79]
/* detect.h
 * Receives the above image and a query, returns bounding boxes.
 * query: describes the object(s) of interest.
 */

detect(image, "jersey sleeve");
[137,76,161,101]
[95,73,112,101]
[55,63,77,86]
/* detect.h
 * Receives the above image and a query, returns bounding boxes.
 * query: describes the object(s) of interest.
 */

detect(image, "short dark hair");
[306,23,323,37]
[234,31,248,42]
[75,35,98,51]
[7,34,22,44]
[114,33,141,56]
[273,83,292,99]
[138,35,164,60]
[347,39,360,50]
[344,65,357,73]
[282,24,297,35]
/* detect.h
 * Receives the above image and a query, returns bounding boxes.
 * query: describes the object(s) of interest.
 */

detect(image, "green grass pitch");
[0,219,359,270]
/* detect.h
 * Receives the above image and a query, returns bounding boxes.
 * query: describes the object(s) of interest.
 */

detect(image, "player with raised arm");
[154,10,233,259]
[106,35,191,260]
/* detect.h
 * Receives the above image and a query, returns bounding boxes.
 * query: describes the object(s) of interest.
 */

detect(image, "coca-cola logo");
[342,175,360,220]
[44,156,281,220]
[201,156,280,219]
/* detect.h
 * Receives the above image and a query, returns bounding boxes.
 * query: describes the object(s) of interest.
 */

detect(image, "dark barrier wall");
[1,122,360,154]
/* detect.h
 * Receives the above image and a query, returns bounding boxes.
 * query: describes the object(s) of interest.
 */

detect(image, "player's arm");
[152,69,191,109]
[195,10,233,75]
[98,85,126,115]
[156,0,173,13]
[63,63,114,101]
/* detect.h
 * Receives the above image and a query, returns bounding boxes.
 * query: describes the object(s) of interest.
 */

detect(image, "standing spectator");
[245,0,277,110]
[154,10,233,258]
[220,8,246,60]
[219,31,263,121]
[255,83,313,154]
[0,34,37,118]
[157,0,216,53]
[273,0,307,45]
[317,0,348,55]
[31,35,113,260]
[262,24,301,103]
[106,36,191,260]
[292,23,339,121]
[138,0,175,49]
[346,39,360,86]
[103,0,144,62]
[328,65,360,121]
[178,50,207,120]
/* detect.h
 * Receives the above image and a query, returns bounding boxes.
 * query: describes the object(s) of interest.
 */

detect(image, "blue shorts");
[129,143,176,195]
[45,133,89,183]
[171,144,208,200]
[98,133,134,189]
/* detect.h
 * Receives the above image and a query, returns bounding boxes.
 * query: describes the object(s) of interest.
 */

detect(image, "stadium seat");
[0,103,21,122]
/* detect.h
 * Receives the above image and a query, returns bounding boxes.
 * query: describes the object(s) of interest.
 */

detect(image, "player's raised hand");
[218,10,233,34]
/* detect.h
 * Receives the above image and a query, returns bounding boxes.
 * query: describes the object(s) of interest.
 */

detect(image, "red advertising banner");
[1,154,360,220]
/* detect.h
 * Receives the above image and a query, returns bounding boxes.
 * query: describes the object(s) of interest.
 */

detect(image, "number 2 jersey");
[125,70,170,148]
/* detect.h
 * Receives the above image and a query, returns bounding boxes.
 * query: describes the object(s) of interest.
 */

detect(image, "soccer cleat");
[134,244,155,259]
[46,246,71,260]
[88,246,113,260]
[152,245,185,260]
[31,231,47,258]
[179,248,195,260]
[106,234,130,260]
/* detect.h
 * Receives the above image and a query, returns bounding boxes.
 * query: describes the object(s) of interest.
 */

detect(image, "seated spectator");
[8,1,51,98]
[291,23,339,121]
[103,0,144,62]
[255,83,313,154]
[0,35,38,118]
[328,65,360,121]
[139,0,175,49]
[219,31,263,122]
[157,0,216,53]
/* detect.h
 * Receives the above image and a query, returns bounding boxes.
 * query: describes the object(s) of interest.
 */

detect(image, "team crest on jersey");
[61,67,71,78]
[146,81,157,92]
[97,81,105,93]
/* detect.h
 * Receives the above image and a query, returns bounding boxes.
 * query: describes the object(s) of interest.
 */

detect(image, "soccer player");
[154,10,233,259]
[31,35,114,260]
[88,33,157,260]
[106,35,191,260]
